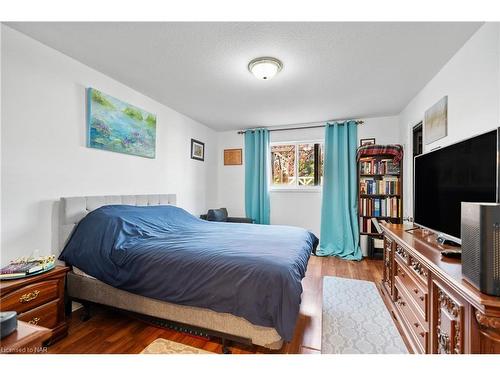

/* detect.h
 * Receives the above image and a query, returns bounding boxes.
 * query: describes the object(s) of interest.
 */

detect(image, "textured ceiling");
[6,22,482,130]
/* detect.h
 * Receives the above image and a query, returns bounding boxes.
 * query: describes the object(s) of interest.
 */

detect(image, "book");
[374,199,381,216]
[0,255,55,280]
[386,160,400,174]
[371,218,383,234]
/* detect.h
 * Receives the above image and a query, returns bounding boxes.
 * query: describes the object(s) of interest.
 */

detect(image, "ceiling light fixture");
[248,57,283,80]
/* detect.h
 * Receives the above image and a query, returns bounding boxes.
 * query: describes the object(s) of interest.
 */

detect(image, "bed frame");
[59,194,283,352]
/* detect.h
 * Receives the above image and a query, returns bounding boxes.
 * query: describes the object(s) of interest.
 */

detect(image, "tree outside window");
[271,142,323,188]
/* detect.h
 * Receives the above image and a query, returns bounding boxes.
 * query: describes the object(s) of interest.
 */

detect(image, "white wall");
[216,116,400,236]
[1,26,217,265]
[399,23,500,219]
[0,25,2,258]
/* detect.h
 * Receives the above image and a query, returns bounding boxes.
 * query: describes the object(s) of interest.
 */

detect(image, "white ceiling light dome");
[248,57,283,80]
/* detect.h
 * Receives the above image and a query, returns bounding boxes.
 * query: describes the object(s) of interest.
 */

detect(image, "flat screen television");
[414,128,499,243]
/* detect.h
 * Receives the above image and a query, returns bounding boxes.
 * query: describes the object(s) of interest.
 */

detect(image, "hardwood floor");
[47,256,384,354]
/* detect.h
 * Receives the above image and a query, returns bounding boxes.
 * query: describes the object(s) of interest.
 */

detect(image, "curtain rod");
[237,119,364,134]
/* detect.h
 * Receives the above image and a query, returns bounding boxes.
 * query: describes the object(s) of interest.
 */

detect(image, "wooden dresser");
[0,266,69,344]
[380,223,500,354]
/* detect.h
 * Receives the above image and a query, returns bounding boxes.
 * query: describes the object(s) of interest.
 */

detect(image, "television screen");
[414,129,498,241]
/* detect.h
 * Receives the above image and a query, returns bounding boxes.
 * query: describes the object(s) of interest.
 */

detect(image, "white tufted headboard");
[59,194,177,252]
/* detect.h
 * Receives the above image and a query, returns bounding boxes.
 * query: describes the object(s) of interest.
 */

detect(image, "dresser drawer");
[0,280,59,313]
[18,299,60,329]
[394,260,428,321]
[408,255,429,286]
[394,281,429,353]
[394,244,409,265]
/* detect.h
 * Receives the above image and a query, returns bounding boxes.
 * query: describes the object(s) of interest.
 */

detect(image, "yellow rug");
[141,338,214,354]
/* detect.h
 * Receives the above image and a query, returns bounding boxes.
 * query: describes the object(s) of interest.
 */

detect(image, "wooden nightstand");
[0,266,69,345]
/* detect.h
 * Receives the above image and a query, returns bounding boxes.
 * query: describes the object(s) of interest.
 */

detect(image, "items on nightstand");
[0,255,56,280]
[0,311,18,339]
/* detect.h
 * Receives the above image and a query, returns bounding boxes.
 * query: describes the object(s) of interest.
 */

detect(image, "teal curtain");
[318,121,361,260]
[244,129,270,224]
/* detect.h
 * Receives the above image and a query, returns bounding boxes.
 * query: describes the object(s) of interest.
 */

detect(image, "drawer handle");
[419,296,425,301]
[414,322,420,328]
[413,288,419,294]
[28,317,40,325]
[419,332,425,338]
[396,297,406,307]
[19,290,40,303]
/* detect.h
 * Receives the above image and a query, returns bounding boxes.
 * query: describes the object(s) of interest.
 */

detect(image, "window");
[271,141,324,188]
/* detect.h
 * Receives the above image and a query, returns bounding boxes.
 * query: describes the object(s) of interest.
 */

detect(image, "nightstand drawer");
[18,299,60,329]
[0,280,59,313]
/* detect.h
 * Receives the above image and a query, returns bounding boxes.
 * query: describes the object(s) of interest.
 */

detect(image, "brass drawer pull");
[419,332,425,338]
[414,322,420,328]
[19,290,40,303]
[413,288,419,294]
[419,296,425,301]
[28,317,40,325]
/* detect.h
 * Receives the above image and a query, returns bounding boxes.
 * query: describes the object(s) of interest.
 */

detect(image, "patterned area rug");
[141,338,214,354]
[322,276,408,354]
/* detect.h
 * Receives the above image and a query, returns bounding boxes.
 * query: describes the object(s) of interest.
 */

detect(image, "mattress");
[73,266,95,279]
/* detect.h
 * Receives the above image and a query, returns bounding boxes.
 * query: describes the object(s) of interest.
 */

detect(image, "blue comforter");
[59,205,318,341]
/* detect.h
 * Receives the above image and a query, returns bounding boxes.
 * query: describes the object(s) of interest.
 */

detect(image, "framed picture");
[424,96,448,145]
[224,148,242,165]
[360,138,376,147]
[87,88,156,158]
[191,139,205,161]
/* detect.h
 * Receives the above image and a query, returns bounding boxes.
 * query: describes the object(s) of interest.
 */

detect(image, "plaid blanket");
[357,144,404,163]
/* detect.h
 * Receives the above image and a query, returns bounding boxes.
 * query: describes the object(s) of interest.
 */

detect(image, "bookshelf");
[358,152,403,258]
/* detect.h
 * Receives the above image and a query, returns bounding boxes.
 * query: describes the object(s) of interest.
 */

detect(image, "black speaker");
[461,202,500,296]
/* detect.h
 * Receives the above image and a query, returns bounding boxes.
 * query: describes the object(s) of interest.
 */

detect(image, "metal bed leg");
[80,302,91,322]
[221,338,232,354]
[64,296,73,317]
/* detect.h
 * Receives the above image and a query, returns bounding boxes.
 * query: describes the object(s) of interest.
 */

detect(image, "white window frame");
[269,139,324,192]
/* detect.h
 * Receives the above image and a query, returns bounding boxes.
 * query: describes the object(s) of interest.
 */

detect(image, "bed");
[58,194,318,350]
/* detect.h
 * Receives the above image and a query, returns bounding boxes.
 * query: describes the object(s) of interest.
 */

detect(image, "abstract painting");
[87,88,156,158]
[424,96,447,145]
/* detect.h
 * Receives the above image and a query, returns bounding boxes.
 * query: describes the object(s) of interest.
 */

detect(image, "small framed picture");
[224,148,243,165]
[191,139,205,161]
[360,138,376,147]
